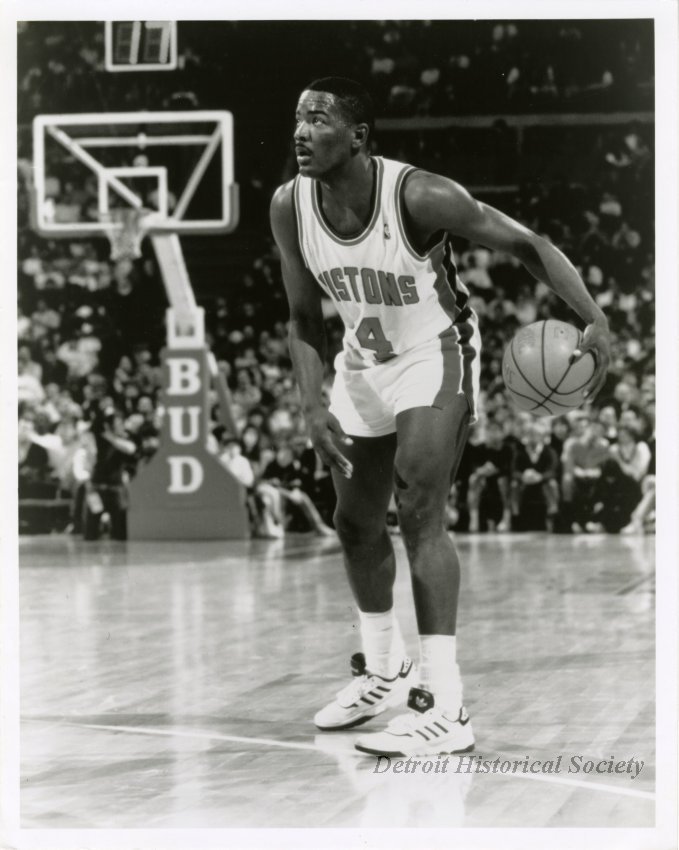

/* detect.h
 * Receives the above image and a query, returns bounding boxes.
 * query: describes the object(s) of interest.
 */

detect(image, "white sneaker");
[314,653,416,731]
[354,687,475,757]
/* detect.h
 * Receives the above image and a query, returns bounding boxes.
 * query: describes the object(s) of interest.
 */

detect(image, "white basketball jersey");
[293,156,474,364]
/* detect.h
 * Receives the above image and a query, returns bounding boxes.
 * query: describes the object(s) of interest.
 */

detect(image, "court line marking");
[75,722,655,801]
[75,722,359,755]
[616,572,655,595]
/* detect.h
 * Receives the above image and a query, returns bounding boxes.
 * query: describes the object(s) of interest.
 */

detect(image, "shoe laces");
[387,708,436,733]
[336,673,380,705]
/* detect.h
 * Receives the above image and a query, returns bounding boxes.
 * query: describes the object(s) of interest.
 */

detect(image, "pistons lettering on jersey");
[318,267,420,306]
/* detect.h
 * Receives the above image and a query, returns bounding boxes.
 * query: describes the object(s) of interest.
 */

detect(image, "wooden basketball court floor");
[17,531,655,830]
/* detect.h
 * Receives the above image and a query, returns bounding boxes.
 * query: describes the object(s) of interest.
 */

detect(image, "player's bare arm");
[402,171,611,398]
[270,182,353,478]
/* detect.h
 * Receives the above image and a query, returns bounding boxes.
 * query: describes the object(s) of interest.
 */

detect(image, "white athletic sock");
[418,635,463,713]
[358,608,406,678]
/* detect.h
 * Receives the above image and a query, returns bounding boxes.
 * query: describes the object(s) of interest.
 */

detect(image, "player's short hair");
[306,77,375,140]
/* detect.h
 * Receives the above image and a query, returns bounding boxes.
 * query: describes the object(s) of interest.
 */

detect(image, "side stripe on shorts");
[432,317,480,415]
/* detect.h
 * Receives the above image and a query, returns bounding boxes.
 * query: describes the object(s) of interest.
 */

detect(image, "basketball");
[502,320,596,416]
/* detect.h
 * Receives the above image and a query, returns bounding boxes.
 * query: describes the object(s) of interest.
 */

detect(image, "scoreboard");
[105,21,177,72]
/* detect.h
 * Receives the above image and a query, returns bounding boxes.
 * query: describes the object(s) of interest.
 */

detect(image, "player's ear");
[352,123,369,150]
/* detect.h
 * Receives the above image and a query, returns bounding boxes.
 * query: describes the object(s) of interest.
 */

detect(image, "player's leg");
[332,432,417,681]
[354,396,475,756]
[394,399,470,638]
[332,433,397,613]
[314,434,416,730]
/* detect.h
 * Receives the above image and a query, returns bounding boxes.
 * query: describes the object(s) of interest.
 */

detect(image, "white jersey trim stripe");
[292,176,312,270]
[393,165,447,262]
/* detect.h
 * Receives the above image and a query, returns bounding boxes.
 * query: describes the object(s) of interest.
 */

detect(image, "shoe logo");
[351,653,366,676]
[414,695,429,710]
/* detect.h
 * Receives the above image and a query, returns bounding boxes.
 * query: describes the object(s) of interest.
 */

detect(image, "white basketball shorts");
[329,320,481,438]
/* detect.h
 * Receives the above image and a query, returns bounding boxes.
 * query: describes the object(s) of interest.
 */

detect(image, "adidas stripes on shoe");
[354,686,475,756]
[313,652,416,731]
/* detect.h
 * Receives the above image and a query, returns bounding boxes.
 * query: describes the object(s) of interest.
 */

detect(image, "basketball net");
[99,207,156,262]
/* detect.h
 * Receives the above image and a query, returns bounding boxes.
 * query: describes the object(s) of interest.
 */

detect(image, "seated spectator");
[18,343,43,381]
[18,356,45,405]
[135,422,161,468]
[259,442,334,536]
[31,298,61,339]
[82,404,137,540]
[219,436,255,489]
[619,407,643,434]
[587,425,651,533]
[467,419,512,532]
[112,354,136,396]
[38,345,69,386]
[240,423,270,477]
[561,414,610,533]
[610,379,639,417]
[620,473,655,535]
[18,408,53,498]
[131,345,162,395]
[598,405,619,443]
[125,394,159,439]
[30,414,94,530]
[293,435,336,528]
[232,368,262,413]
[29,415,81,489]
[548,417,570,470]
[510,421,560,532]
[218,435,286,538]
[39,382,64,427]
[56,324,102,379]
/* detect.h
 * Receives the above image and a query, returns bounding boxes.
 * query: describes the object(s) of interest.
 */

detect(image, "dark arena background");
[11,14,672,845]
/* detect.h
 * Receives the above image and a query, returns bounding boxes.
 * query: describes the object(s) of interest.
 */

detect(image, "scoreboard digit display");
[105,21,178,72]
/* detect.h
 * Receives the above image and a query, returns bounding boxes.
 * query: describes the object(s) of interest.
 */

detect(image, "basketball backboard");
[32,111,238,238]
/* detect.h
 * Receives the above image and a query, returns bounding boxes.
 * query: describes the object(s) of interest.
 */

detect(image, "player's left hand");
[572,318,611,400]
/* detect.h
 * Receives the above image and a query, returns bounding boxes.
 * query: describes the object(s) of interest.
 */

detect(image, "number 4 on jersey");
[356,317,395,361]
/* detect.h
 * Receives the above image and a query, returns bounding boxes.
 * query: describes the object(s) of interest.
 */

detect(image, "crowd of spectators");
[16,20,655,539]
[18,20,653,123]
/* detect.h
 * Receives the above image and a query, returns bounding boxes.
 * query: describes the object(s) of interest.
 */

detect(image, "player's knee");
[394,475,446,541]
[333,508,384,547]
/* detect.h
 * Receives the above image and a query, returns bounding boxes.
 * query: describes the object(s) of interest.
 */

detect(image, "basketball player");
[270,78,611,757]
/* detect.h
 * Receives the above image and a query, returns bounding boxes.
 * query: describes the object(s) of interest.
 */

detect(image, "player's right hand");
[573,317,611,400]
[306,408,353,479]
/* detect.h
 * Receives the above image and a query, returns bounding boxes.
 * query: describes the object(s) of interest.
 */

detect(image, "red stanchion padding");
[127,347,249,539]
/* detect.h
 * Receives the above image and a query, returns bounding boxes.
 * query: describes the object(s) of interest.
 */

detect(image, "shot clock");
[105,21,178,72]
